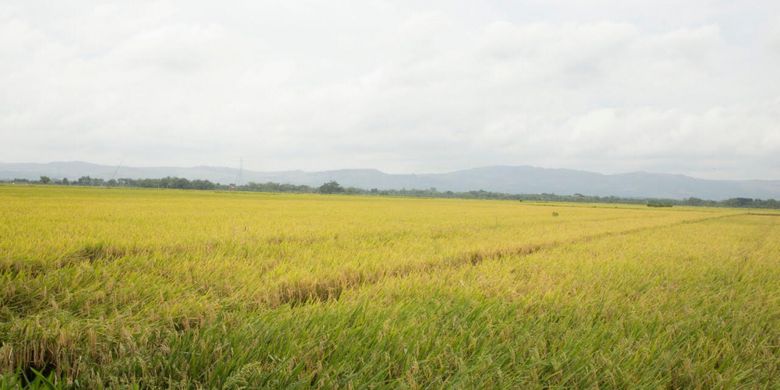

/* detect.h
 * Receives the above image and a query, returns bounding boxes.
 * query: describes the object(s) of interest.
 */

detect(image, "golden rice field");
[1,185,779,388]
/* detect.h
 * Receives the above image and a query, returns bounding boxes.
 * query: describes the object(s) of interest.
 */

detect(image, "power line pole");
[237,157,243,186]
[112,159,123,182]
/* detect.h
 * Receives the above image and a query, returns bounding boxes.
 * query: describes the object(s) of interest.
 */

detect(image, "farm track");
[271,212,748,308]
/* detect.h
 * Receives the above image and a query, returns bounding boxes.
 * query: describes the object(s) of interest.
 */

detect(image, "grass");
[0,185,778,388]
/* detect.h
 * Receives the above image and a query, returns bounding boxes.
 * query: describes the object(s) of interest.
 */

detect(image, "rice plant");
[0,186,777,388]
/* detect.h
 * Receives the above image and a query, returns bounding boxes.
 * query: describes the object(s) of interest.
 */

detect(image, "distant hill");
[2,161,779,200]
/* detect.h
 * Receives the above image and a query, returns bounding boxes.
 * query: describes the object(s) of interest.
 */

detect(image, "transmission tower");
[236,157,243,186]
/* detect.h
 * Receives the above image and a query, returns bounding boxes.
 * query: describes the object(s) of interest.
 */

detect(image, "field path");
[269,211,747,307]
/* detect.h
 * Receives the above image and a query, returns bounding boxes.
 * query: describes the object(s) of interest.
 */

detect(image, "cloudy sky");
[1,1,779,179]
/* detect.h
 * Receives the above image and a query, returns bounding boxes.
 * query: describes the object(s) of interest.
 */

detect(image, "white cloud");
[0,0,778,179]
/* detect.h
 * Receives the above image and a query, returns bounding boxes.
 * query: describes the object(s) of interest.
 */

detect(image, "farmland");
[1,186,779,388]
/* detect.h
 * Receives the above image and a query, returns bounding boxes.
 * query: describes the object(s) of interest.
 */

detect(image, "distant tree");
[17,173,779,209]
[684,197,705,206]
[318,181,344,194]
[725,197,754,207]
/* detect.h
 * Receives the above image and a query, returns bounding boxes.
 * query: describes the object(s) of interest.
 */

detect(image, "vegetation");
[317,181,344,194]
[3,175,780,209]
[1,186,779,387]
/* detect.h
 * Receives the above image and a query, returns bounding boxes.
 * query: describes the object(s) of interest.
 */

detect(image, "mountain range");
[1,161,779,200]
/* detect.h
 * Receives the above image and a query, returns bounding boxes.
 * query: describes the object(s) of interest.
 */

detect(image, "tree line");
[4,176,779,209]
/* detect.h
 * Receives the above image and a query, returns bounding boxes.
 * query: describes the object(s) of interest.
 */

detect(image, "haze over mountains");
[2,161,779,201]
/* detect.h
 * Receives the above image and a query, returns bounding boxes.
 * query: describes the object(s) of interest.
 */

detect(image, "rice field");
[1,185,779,388]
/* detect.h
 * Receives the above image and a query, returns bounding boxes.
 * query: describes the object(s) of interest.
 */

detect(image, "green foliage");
[318,180,345,194]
